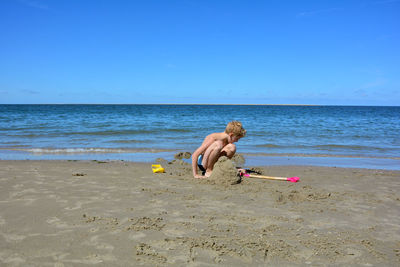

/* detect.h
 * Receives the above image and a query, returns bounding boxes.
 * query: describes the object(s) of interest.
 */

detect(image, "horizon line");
[1,103,399,107]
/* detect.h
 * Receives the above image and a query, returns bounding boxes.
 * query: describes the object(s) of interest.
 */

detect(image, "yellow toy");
[152,164,165,173]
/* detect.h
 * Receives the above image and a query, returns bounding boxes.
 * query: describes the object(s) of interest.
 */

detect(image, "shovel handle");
[247,174,287,181]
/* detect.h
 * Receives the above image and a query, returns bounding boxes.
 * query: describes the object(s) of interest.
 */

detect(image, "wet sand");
[0,159,399,266]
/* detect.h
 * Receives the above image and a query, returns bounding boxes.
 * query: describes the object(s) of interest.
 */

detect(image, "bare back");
[201,132,228,148]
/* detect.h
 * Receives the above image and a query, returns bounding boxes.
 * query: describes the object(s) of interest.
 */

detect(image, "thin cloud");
[353,78,387,98]
[361,80,387,90]
[21,89,40,95]
[373,0,400,4]
[165,63,176,69]
[297,8,341,17]
[354,89,369,97]
[17,0,49,10]
[297,1,399,18]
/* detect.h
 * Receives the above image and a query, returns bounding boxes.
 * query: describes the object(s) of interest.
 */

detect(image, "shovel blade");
[287,177,300,183]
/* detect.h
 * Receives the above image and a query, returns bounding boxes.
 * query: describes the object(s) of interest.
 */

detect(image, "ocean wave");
[107,140,152,144]
[242,152,400,160]
[167,128,193,133]
[65,130,156,136]
[313,144,388,151]
[255,144,282,148]
[2,147,174,154]
[2,130,155,138]
[5,133,42,138]
[4,128,193,138]
[255,143,389,152]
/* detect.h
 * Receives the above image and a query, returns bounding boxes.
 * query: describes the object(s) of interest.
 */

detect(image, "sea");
[1,104,399,170]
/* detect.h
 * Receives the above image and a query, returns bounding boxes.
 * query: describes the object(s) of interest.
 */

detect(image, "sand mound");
[174,152,192,159]
[166,159,192,177]
[231,154,245,167]
[209,156,241,186]
[155,158,168,163]
[153,158,192,177]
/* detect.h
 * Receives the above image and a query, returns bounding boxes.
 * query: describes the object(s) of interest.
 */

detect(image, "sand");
[0,159,399,266]
[208,156,241,186]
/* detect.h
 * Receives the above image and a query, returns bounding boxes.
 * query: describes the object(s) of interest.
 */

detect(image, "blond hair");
[225,121,246,137]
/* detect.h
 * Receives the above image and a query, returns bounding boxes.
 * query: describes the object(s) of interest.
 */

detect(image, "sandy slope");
[0,159,399,266]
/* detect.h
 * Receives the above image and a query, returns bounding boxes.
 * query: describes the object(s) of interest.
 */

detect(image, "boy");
[192,121,246,178]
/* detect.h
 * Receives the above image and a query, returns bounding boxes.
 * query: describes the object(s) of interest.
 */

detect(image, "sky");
[0,0,399,105]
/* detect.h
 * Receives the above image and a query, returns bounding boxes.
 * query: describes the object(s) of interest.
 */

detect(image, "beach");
[1,159,399,266]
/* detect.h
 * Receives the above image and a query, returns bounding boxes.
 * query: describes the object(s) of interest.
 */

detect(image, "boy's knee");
[222,143,236,158]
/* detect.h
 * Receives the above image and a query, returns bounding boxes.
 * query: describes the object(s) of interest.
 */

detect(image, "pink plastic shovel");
[243,173,300,183]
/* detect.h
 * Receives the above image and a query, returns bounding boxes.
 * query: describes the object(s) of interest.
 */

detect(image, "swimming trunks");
[197,154,206,175]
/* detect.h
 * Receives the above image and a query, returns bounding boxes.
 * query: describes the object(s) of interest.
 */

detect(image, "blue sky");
[0,0,399,105]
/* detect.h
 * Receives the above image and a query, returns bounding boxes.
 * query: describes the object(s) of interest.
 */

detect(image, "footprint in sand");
[129,232,147,241]
[64,201,83,210]
[1,233,27,242]
[1,253,26,265]
[46,217,71,229]
[0,216,5,225]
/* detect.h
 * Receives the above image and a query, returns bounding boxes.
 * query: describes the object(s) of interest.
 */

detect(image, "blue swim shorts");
[197,154,206,175]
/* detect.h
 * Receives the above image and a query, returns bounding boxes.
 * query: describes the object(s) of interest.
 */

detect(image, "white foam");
[6,147,173,154]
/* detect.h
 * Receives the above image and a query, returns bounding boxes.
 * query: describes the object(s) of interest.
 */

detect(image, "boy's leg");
[202,142,237,177]
[202,140,224,176]
[221,143,236,159]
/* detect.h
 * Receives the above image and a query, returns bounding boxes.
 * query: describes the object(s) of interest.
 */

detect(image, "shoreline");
[0,160,399,265]
[243,152,400,160]
[3,147,399,159]
[1,150,399,171]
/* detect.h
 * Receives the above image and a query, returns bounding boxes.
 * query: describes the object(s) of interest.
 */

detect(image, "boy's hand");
[237,168,246,175]
[194,174,206,179]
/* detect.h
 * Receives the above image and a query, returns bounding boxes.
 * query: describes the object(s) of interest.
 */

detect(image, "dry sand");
[0,158,399,266]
